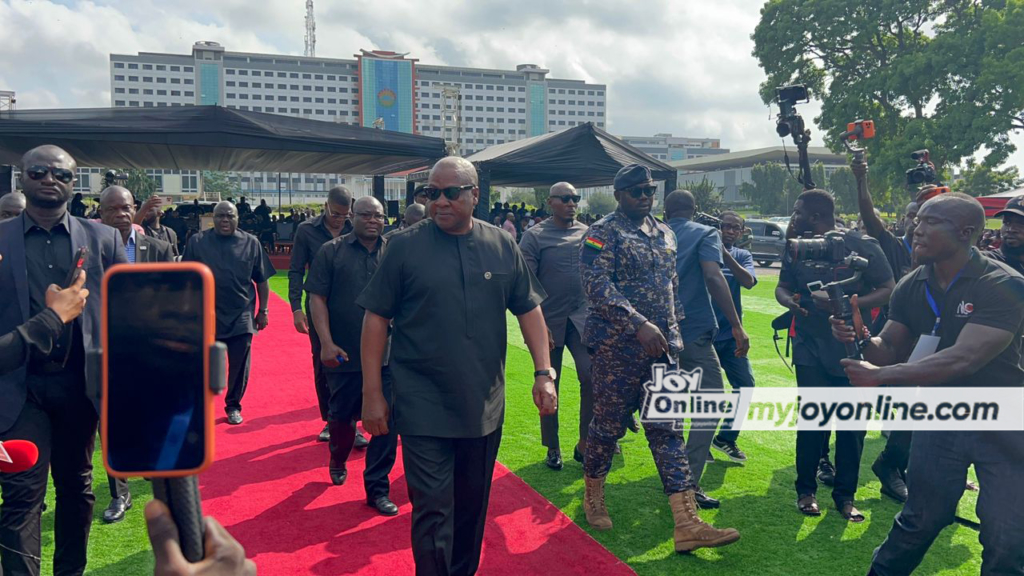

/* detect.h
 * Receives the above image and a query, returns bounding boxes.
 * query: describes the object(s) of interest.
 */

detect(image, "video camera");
[906,150,938,186]
[773,85,816,190]
[694,211,722,229]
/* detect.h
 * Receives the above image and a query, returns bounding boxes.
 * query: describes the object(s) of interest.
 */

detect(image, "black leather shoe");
[544,448,563,470]
[625,413,640,433]
[317,424,330,443]
[227,410,243,425]
[817,458,836,487]
[368,496,399,516]
[102,495,132,524]
[573,446,585,463]
[354,432,369,449]
[694,488,720,510]
[329,468,348,486]
[872,458,908,503]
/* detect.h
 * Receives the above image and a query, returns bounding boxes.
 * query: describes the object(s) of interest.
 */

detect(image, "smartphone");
[64,246,88,288]
[101,262,216,477]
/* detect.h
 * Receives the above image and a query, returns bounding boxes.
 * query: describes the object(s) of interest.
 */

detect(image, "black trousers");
[877,430,912,472]
[0,372,98,576]
[307,316,330,422]
[223,333,253,414]
[402,429,502,576]
[794,364,866,506]
[540,322,593,450]
[106,474,129,500]
[326,369,397,501]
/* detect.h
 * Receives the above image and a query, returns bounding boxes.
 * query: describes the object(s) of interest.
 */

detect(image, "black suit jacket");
[136,233,175,263]
[0,212,128,433]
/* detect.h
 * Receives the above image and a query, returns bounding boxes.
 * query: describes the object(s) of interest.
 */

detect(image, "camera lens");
[776,122,791,137]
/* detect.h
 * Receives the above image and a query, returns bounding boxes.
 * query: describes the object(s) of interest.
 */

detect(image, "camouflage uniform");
[580,210,695,494]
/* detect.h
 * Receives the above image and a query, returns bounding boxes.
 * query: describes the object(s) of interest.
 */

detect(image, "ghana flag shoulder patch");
[584,237,605,251]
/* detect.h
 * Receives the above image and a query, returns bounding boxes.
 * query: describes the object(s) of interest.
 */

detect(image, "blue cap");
[614,164,653,191]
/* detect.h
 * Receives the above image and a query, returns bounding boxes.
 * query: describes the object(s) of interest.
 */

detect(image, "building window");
[170,66,180,72]
[114,88,125,94]
[171,78,180,84]
[226,69,235,75]
[184,91,194,97]
[143,64,152,70]
[171,91,181,96]
[115,100,126,106]
[226,81,235,87]
[129,88,139,94]
[143,89,153,95]
[184,67,193,72]
[128,63,138,70]
[184,79,194,85]
[156,77,166,84]
[114,75,125,81]
[157,90,166,95]
[114,62,125,69]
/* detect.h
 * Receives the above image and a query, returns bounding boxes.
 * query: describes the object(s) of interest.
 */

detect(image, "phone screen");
[106,269,206,473]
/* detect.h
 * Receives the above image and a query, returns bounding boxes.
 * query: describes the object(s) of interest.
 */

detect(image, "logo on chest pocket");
[955,301,974,317]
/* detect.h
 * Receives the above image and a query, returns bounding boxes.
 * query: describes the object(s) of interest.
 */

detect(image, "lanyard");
[903,236,912,256]
[923,267,965,336]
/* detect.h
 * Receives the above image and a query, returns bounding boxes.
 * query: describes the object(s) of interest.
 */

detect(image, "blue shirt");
[713,245,757,342]
[668,217,722,342]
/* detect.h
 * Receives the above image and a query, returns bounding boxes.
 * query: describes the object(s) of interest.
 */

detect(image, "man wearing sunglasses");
[580,164,740,552]
[0,145,128,576]
[287,186,355,444]
[519,182,593,471]
[358,156,555,576]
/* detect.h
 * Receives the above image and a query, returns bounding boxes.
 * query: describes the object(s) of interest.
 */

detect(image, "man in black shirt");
[0,145,128,576]
[832,193,1024,576]
[986,195,1024,276]
[358,157,555,576]
[776,188,895,521]
[288,186,353,443]
[306,197,398,516]
[182,201,275,425]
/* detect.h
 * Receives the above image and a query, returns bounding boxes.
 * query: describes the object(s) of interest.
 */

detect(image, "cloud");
[0,0,1020,170]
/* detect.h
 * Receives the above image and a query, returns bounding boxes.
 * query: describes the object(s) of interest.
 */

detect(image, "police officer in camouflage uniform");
[579,164,740,553]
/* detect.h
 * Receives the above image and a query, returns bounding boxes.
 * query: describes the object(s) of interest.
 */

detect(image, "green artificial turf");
[36,272,982,575]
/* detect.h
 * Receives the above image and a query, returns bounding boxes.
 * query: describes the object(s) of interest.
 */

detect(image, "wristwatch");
[534,368,557,381]
[259,309,269,314]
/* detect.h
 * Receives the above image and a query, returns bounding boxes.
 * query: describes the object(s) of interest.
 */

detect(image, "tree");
[953,160,1022,197]
[739,163,803,215]
[683,176,723,215]
[504,189,536,209]
[586,192,617,215]
[752,0,1024,196]
[202,171,240,200]
[99,168,158,200]
[828,166,859,216]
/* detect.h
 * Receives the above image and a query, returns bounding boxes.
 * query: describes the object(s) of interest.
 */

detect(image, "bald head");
[549,182,576,197]
[99,186,134,207]
[20,145,76,172]
[404,202,426,226]
[664,189,695,220]
[921,192,986,244]
[352,196,385,241]
[0,192,26,221]
[353,195,382,213]
[428,156,478,187]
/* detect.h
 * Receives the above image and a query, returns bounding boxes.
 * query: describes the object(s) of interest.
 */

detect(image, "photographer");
[775,189,894,521]
[832,193,1024,576]
[853,157,918,503]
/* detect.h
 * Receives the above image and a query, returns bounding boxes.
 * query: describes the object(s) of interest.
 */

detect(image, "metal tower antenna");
[304,0,316,57]
[0,90,15,111]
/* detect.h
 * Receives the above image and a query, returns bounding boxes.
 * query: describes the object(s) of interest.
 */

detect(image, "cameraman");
[833,193,1024,576]
[775,189,894,521]
[853,158,918,503]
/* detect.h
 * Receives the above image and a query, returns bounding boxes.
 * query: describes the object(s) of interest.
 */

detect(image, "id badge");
[908,334,941,363]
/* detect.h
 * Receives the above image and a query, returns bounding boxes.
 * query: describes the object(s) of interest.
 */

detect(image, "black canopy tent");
[0,106,446,208]
[406,123,678,219]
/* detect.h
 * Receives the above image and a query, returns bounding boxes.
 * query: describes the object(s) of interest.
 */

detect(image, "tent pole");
[373,175,386,205]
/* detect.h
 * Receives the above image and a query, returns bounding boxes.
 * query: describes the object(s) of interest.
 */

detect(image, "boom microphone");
[0,440,40,473]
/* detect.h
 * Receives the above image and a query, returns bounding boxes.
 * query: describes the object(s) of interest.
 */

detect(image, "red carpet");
[199,293,635,575]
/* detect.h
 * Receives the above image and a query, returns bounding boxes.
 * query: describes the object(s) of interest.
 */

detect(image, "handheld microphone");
[0,440,40,474]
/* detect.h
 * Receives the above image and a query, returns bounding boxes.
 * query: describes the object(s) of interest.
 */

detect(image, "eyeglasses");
[721,223,744,232]
[25,165,75,184]
[424,184,475,201]
[624,185,657,199]
[552,194,582,204]
[355,211,387,221]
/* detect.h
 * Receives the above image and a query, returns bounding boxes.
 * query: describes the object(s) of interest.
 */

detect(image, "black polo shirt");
[888,248,1024,388]
[304,233,388,373]
[356,218,546,438]
[182,229,275,339]
[780,230,894,378]
[984,245,1024,276]
[287,214,351,312]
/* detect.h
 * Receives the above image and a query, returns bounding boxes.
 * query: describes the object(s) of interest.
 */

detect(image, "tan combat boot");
[669,490,740,552]
[583,475,613,530]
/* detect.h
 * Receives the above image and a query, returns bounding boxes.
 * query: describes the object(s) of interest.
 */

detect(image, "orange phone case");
[101,262,217,479]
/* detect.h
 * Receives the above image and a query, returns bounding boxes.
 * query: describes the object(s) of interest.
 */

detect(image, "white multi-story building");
[617,133,729,162]
[105,41,607,205]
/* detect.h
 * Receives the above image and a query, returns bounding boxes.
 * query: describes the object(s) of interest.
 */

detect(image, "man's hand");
[145,500,257,576]
[809,290,832,312]
[320,342,348,368]
[546,328,555,351]
[292,310,309,334]
[830,315,870,344]
[851,158,868,181]
[731,325,750,357]
[46,270,89,324]
[134,196,164,225]
[361,391,390,436]
[533,376,557,416]
[784,294,810,317]
[254,311,269,332]
[636,321,670,357]
[840,358,885,387]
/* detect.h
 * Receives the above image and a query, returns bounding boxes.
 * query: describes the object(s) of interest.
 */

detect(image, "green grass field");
[37,272,983,575]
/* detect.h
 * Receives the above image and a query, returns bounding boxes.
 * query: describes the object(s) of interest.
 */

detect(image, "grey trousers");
[680,330,724,487]
[540,322,593,451]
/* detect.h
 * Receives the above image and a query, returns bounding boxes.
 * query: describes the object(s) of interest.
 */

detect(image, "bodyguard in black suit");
[0,145,128,576]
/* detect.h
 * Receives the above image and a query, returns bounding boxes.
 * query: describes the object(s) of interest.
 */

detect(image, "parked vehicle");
[745,219,787,267]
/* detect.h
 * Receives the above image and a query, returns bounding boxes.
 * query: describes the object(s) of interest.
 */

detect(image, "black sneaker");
[544,448,563,471]
[694,487,720,509]
[817,458,836,487]
[712,437,748,463]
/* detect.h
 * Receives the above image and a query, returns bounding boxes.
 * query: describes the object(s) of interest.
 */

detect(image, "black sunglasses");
[625,185,657,199]
[552,194,582,204]
[26,165,75,184]
[424,184,475,201]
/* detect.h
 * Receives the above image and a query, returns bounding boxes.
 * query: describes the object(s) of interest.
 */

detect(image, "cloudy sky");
[1,0,1021,169]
